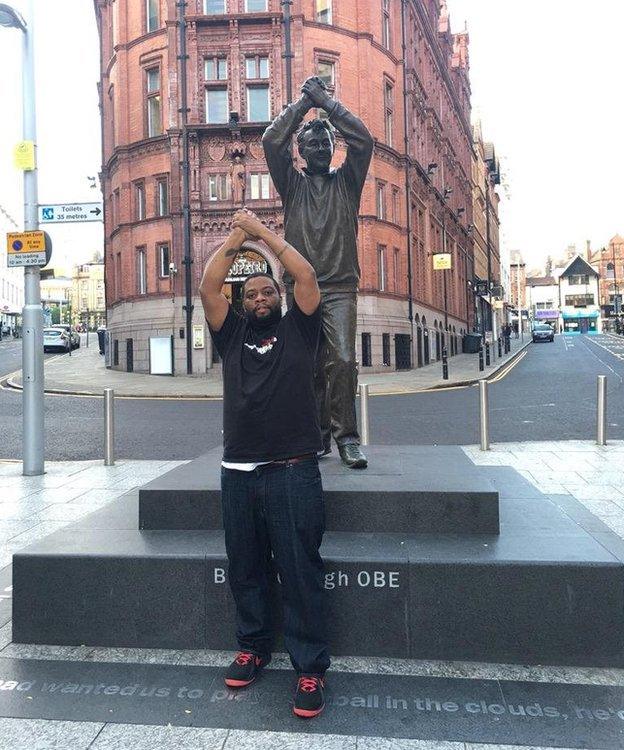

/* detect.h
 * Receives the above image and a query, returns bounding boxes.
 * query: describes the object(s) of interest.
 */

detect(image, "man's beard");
[245,304,282,330]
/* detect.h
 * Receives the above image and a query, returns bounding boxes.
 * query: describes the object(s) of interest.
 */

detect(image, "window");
[382,0,391,49]
[384,80,394,146]
[606,263,615,279]
[156,178,169,216]
[136,248,147,295]
[204,0,225,12]
[391,187,400,223]
[315,0,332,23]
[158,243,170,278]
[565,294,594,307]
[135,182,145,221]
[208,174,228,201]
[245,0,267,10]
[247,85,270,121]
[248,172,270,200]
[568,274,589,286]
[145,67,162,137]
[113,189,120,226]
[377,245,386,291]
[205,57,228,80]
[245,56,269,79]
[382,333,391,366]
[317,60,335,89]
[376,182,386,220]
[361,333,372,367]
[206,87,228,123]
[146,0,159,32]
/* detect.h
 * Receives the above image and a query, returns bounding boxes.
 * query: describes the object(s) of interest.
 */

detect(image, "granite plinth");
[139,446,500,535]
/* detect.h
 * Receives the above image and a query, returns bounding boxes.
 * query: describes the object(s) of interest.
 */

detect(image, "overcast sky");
[1,1,622,273]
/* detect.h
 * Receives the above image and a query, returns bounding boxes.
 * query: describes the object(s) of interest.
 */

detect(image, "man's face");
[298,127,334,174]
[242,276,281,323]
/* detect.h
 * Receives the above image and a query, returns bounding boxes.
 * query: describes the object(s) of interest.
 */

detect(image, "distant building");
[40,274,73,324]
[589,236,624,331]
[509,254,527,332]
[70,263,106,329]
[525,276,559,331]
[558,255,601,334]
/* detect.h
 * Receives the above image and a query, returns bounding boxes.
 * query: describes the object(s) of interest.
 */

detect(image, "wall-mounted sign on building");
[225,250,268,282]
[432,253,452,271]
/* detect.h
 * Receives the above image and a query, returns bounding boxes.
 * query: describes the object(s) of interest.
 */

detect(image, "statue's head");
[297,119,335,174]
[242,272,282,329]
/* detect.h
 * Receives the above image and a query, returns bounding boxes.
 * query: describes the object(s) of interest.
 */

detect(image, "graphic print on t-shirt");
[244,336,277,355]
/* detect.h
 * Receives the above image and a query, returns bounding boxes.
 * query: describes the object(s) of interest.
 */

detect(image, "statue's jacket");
[262,98,374,293]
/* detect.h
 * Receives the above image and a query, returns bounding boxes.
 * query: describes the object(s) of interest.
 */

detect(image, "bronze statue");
[262,76,373,468]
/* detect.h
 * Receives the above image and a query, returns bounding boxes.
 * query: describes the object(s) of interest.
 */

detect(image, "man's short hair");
[242,272,281,295]
[296,118,335,147]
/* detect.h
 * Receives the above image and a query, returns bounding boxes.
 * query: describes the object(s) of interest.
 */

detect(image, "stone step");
[12,521,624,666]
[139,446,500,535]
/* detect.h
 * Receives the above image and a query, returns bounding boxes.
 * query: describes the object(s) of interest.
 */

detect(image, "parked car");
[50,324,80,349]
[43,327,71,353]
[532,324,555,343]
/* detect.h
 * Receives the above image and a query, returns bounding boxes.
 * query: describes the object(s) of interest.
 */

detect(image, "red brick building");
[94,0,480,373]
[589,235,624,330]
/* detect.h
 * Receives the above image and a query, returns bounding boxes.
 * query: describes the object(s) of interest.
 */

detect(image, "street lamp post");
[1,0,45,476]
[611,244,620,333]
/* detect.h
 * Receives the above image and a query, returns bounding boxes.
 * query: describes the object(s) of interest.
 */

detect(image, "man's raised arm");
[261,96,311,199]
[199,226,247,331]
[232,210,320,315]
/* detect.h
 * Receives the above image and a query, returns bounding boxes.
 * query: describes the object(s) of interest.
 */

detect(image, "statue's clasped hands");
[301,76,331,109]
[232,208,263,240]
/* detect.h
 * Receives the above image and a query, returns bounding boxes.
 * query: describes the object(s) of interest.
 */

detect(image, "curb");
[2,341,532,399]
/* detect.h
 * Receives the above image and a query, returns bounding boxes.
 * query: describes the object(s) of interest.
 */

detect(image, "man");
[263,76,374,469]
[199,208,329,719]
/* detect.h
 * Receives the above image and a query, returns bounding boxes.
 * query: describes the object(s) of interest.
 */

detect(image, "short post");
[485,341,491,366]
[596,375,607,446]
[442,347,448,380]
[479,379,490,451]
[498,337,502,357]
[104,388,115,465]
[478,345,484,372]
[359,383,370,446]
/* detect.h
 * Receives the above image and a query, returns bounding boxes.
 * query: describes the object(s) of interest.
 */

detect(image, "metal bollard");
[485,342,491,366]
[498,338,502,358]
[597,375,607,446]
[478,346,484,372]
[104,388,115,465]
[479,379,490,451]
[442,347,448,380]
[359,383,370,446]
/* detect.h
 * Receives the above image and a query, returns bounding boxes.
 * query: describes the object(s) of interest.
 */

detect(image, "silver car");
[43,327,71,353]
[50,324,80,349]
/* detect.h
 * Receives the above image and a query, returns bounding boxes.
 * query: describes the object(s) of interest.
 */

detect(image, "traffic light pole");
[20,0,45,475]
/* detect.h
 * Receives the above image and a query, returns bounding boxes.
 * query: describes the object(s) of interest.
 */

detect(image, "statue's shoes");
[317,446,332,459]
[338,443,368,469]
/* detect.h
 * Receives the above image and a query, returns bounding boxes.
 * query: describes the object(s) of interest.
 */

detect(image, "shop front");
[562,310,599,333]
[535,309,560,332]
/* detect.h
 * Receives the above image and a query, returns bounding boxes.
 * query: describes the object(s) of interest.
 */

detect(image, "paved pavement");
[0,440,624,748]
[2,335,529,397]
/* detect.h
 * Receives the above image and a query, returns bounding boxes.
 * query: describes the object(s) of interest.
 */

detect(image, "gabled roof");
[559,254,599,279]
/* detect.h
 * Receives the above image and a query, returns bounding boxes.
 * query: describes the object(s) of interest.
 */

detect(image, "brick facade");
[589,235,624,326]
[94,0,486,373]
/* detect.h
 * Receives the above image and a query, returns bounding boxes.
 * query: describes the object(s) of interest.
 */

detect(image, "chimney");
[586,239,591,260]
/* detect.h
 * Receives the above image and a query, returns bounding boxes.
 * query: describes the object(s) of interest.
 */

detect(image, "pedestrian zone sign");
[6,231,52,268]
[433,253,452,270]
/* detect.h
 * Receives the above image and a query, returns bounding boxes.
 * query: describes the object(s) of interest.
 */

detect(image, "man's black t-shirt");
[209,300,323,462]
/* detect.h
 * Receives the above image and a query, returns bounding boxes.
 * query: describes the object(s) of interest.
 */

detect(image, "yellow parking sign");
[6,231,51,267]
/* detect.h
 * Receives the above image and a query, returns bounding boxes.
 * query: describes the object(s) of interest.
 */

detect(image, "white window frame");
[205,87,229,124]
[378,245,386,291]
[246,85,270,122]
[137,248,147,295]
[158,243,170,278]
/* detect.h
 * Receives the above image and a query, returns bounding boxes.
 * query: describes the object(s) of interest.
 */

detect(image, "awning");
[562,310,600,319]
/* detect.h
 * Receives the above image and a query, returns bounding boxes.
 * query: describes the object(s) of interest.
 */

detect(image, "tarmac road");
[0,333,623,461]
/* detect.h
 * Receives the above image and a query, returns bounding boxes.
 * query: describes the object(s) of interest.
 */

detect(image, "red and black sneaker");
[224,652,269,688]
[293,675,325,718]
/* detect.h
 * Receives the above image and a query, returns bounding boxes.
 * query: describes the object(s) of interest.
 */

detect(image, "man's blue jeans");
[220,458,330,676]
